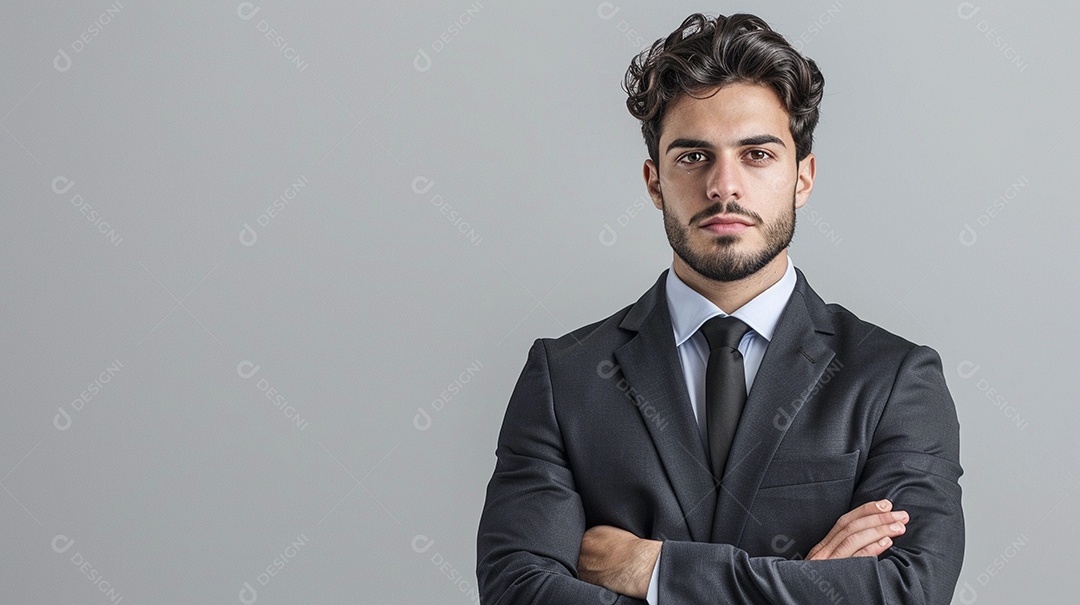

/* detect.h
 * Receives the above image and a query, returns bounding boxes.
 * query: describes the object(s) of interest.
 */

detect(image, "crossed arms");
[476,339,964,604]
[579,498,910,600]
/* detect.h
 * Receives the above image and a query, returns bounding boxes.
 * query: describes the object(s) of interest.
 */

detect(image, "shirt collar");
[665,256,797,347]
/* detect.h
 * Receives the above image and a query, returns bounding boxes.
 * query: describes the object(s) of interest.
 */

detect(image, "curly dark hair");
[624,13,825,164]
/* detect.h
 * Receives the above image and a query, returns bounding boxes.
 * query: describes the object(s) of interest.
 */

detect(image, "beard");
[663,197,796,283]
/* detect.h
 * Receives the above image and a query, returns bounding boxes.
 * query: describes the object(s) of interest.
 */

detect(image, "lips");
[699,214,754,234]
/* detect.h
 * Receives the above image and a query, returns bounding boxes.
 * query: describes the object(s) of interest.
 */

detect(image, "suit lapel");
[710,270,837,545]
[613,270,717,542]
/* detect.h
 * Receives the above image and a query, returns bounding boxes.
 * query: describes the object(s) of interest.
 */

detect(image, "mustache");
[689,202,763,226]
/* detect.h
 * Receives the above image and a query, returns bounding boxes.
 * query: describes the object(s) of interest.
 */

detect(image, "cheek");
[756,170,795,197]
[661,173,707,201]
[658,191,694,220]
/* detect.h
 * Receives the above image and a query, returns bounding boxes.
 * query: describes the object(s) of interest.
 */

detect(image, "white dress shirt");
[645,256,797,605]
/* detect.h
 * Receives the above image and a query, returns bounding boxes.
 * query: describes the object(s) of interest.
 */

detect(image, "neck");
[672,251,789,313]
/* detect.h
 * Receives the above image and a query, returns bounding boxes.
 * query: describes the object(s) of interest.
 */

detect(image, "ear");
[644,159,663,210]
[794,153,815,209]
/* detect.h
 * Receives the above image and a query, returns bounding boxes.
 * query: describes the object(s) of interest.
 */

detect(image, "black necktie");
[700,316,751,484]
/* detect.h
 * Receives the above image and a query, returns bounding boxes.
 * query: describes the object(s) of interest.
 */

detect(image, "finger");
[839,510,909,538]
[814,512,906,560]
[810,508,907,560]
[815,500,892,553]
[851,536,893,558]
[827,518,907,559]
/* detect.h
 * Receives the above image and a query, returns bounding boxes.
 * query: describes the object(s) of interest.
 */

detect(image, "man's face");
[644,82,815,283]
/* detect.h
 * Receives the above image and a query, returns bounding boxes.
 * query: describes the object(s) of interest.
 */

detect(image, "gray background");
[1,1,1074,603]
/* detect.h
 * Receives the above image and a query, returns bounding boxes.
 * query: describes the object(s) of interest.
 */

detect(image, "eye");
[677,151,708,165]
[745,149,773,164]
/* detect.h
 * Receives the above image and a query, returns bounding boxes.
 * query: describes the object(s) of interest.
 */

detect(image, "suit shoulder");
[796,270,932,361]
[539,302,634,361]
[821,301,933,362]
[525,270,667,362]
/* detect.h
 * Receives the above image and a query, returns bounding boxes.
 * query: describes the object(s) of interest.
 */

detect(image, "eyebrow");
[665,134,786,154]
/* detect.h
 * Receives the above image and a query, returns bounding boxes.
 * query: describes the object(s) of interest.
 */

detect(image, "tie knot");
[700,315,751,351]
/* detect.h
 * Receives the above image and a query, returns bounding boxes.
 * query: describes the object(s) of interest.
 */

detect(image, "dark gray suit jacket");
[477,268,964,604]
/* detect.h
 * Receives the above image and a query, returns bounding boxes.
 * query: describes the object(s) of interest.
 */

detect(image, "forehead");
[660,82,792,146]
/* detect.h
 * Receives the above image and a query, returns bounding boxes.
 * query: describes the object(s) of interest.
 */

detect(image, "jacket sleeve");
[476,339,647,605]
[657,345,965,604]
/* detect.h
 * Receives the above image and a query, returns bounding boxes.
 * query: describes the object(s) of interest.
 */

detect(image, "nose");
[705,154,743,202]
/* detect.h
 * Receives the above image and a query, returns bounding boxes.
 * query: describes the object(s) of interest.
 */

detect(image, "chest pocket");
[758,450,860,489]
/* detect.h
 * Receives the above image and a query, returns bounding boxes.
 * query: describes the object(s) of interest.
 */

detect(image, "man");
[477,12,963,605]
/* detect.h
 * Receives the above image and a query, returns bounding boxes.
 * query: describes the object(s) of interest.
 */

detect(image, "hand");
[807,499,909,560]
[578,525,662,599]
